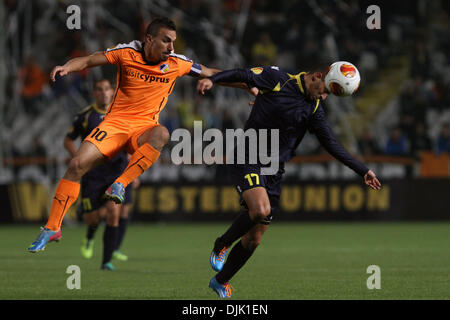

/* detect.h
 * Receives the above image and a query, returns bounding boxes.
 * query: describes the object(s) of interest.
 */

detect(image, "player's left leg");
[210,223,269,298]
[28,141,106,253]
[101,201,120,270]
[104,125,169,203]
[113,189,131,261]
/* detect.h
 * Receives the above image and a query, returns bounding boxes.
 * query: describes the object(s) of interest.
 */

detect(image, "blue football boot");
[210,238,229,272]
[28,227,57,253]
[104,182,125,204]
[209,276,233,298]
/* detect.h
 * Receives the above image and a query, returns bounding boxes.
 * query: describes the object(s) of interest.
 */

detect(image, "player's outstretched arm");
[197,66,258,97]
[50,52,109,82]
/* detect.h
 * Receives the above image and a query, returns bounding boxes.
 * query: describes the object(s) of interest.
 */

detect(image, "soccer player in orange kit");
[28,17,230,252]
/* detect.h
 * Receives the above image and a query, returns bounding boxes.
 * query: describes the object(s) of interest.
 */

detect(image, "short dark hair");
[145,17,176,36]
[307,62,330,76]
[93,78,113,90]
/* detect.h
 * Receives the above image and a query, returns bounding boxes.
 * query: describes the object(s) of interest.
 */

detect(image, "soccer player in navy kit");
[197,65,381,298]
[64,79,134,270]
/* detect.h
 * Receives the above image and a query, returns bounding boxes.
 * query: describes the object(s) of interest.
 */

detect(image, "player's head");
[304,71,330,102]
[144,17,177,63]
[93,79,114,108]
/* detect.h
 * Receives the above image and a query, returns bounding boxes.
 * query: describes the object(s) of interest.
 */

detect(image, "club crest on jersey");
[251,67,263,75]
[160,64,169,73]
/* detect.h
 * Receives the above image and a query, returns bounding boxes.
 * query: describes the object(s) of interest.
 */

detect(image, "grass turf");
[0,222,449,300]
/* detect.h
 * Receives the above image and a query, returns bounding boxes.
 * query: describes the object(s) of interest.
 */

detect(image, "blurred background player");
[63,78,135,270]
[198,63,381,298]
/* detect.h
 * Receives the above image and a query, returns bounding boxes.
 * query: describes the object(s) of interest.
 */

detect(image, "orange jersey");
[104,40,201,122]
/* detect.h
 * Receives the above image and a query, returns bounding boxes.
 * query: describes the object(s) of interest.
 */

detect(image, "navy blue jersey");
[210,66,369,176]
[66,104,129,183]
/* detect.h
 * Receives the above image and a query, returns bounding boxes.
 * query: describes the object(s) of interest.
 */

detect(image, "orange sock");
[115,143,160,187]
[45,179,80,231]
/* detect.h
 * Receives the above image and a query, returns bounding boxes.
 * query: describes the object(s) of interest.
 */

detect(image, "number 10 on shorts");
[90,128,107,141]
[245,173,260,186]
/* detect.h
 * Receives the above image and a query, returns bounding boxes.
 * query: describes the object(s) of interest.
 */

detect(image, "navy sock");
[215,241,255,284]
[86,224,98,240]
[217,212,256,249]
[115,218,128,251]
[102,225,118,265]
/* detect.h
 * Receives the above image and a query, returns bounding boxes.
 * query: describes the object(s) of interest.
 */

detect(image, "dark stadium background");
[0,0,448,301]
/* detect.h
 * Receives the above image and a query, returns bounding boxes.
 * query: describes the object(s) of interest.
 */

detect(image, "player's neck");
[143,43,162,65]
[301,73,316,101]
[303,73,312,93]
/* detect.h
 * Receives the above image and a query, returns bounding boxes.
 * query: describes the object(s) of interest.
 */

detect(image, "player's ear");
[310,72,319,82]
[313,72,323,81]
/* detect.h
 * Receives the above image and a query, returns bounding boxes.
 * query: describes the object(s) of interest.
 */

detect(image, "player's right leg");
[113,187,132,261]
[101,201,120,270]
[210,185,271,272]
[28,141,106,253]
[210,222,270,298]
[104,124,169,203]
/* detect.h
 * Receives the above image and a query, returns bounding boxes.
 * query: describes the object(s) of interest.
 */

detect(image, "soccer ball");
[324,61,361,97]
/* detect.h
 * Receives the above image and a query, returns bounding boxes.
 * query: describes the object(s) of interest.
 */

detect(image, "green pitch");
[0,222,449,300]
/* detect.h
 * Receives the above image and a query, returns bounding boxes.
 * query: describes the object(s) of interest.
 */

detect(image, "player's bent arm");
[50,52,109,81]
[63,136,78,158]
[197,68,256,95]
[209,69,249,84]
[198,66,251,88]
[198,65,221,78]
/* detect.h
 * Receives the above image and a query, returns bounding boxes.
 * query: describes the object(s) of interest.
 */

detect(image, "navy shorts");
[228,162,285,224]
[80,180,133,214]
[123,184,133,205]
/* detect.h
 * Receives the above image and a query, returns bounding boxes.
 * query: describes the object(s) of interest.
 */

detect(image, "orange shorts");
[84,115,159,159]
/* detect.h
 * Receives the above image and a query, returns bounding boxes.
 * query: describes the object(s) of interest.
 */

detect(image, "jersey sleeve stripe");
[189,62,202,76]
[106,40,142,53]
[169,53,192,62]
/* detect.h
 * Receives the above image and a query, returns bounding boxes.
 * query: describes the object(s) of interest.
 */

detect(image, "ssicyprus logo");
[125,69,169,83]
